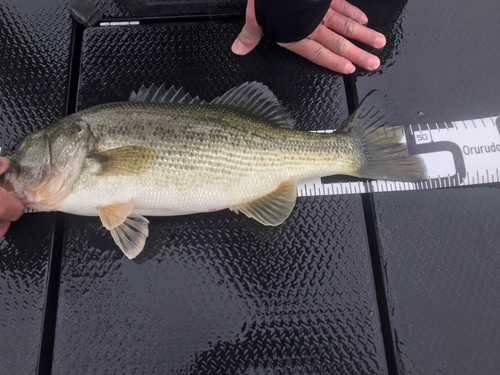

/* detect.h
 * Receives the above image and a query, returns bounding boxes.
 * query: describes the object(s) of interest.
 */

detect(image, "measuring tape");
[298,115,500,197]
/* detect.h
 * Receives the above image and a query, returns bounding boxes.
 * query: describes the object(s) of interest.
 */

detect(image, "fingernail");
[375,35,386,48]
[345,63,356,74]
[360,14,368,25]
[231,39,247,55]
[368,57,380,70]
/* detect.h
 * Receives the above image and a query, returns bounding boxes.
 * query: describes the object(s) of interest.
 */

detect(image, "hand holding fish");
[231,0,386,74]
[0,157,25,237]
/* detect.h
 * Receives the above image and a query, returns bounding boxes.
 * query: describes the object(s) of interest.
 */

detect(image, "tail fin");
[339,91,427,181]
[357,125,426,181]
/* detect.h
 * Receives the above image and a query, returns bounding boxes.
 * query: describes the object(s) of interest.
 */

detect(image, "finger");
[323,8,386,49]
[0,220,10,238]
[278,39,356,74]
[231,0,263,55]
[0,157,10,174]
[330,0,368,25]
[0,188,25,221]
[309,24,381,70]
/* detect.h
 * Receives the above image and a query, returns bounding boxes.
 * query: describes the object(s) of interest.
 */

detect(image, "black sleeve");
[255,0,331,43]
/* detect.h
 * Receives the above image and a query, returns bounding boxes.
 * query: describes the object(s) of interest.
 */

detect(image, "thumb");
[231,0,263,55]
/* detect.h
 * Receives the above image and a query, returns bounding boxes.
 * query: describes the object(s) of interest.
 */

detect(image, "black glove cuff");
[255,0,331,43]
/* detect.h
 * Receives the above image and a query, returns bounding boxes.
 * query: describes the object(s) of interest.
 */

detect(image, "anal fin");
[231,180,297,226]
[110,214,150,259]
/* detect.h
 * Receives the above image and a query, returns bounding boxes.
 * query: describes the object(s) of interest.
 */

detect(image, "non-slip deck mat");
[50,21,388,375]
[0,1,73,373]
[354,0,500,373]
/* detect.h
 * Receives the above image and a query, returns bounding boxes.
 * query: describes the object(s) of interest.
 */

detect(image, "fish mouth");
[8,131,90,211]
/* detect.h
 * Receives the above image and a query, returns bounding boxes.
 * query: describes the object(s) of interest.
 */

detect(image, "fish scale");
[60,102,359,217]
[4,82,425,258]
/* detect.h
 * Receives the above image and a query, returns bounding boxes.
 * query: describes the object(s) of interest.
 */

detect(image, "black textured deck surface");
[1,0,500,374]
[353,0,500,374]
[0,1,72,374]
[50,21,388,374]
[52,198,386,374]
[0,213,56,375]
[373,188,500,374]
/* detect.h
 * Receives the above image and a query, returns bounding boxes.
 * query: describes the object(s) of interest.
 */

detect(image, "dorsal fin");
[129,84,206,105]
[129,82,295,128]
[210,82,295,128]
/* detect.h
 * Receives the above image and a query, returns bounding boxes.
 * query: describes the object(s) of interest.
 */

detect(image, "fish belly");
[57,158,289,217]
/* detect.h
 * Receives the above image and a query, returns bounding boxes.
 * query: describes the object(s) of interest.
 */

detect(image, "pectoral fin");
[98,200,149,259]
[89,146,156,176]
[231,180,297,226]
[110,214,150,259]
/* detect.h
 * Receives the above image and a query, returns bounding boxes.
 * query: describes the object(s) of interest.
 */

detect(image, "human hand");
[0,157,25,237]
[232,0,386,74]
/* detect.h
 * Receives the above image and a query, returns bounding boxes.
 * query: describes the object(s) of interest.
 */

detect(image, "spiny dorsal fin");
[336,90,402,135]
[230,179,297,226]
[129,84,206,105]
[211,82,295,128]
[89,146,156,176]
[130,82,294,127]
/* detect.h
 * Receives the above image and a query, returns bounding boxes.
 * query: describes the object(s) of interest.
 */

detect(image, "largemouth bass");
[2,82,425,259]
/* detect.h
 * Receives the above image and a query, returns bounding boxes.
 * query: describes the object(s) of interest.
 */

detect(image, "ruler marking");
[25,112,500,211]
